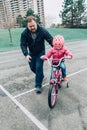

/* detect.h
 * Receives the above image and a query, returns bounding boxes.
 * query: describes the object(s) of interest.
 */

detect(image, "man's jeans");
[29,50,45,88]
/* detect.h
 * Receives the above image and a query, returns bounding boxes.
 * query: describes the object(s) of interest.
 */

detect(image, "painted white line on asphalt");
[13,68,87,98]
[0,49,21,55]
[0,59,16,64]
[0,85,48,130]
[13,88,36,98]
[67,67,87,77]
[0,58,23,64]
[13,83,49,98]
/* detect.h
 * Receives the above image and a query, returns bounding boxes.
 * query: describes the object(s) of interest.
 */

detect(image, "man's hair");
[26,16,36,23]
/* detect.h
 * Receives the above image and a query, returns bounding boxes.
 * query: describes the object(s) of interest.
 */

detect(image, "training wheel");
[67,82,69,88]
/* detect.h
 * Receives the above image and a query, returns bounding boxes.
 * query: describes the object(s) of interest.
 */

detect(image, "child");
[40,35,73,81]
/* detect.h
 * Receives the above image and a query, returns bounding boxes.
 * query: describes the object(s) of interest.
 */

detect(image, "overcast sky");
[44,0,64,27]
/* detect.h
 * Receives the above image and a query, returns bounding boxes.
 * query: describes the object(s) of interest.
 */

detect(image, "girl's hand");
[65,55,73,59]
[40,55,48,60]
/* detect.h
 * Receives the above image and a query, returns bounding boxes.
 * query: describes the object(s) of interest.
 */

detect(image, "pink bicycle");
[48,57,69,108]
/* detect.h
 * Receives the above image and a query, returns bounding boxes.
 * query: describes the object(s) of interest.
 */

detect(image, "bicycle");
[47,57,69,109]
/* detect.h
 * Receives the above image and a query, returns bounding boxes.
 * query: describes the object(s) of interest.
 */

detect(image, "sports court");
[0,40,87,130]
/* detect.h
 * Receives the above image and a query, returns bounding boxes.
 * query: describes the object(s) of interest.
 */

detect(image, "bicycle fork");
[50,79,59,94]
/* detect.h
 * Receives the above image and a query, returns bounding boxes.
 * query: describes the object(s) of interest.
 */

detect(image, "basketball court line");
[0,85,48,130]
[0,57,23,64]
[67,67,87,77]
[0,67,87,130]
[13,83,49,98]
[13,67,87,98]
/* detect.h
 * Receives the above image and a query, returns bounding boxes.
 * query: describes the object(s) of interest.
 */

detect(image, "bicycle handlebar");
[47,56,71,68]
[52,57,65,68]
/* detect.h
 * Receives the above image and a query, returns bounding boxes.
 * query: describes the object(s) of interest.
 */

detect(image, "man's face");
[27,20,37,32]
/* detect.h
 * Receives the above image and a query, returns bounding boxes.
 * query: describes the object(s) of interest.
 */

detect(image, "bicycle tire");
[48,84,58,108]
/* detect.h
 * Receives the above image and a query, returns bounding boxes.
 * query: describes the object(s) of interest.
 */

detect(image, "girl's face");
[53,35,64,49]
[53,41,63,49]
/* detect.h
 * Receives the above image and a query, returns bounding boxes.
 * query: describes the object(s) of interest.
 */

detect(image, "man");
[20,16,53,94]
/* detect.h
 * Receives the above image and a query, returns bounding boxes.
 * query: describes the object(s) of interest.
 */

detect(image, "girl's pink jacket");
[45,46,73,59]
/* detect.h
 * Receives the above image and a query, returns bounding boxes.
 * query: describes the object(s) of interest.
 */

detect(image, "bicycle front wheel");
[48,84,58,108]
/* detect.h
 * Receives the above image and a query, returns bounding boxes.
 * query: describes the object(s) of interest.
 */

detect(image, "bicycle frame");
[51,67,60,82]
[48,58,64,108]
[47,57,70,108]
[50,58,63,85]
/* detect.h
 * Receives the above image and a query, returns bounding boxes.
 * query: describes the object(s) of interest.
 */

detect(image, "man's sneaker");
[36,87,42,94]
[63,77,68,81]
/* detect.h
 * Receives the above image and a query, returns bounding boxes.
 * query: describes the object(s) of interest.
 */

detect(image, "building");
[33,0,45,26]
[0,0,45,29]
[0,0,8,28]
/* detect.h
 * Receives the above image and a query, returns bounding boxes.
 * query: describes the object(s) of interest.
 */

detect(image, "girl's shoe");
[63,77,68,81]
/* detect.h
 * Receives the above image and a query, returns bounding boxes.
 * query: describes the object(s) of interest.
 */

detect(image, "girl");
[41,35,73,81]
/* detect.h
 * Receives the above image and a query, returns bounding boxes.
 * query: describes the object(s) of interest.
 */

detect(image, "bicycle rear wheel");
[48,84,58,108]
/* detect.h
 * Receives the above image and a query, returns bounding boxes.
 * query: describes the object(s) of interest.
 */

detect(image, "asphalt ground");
[0,40,87,130]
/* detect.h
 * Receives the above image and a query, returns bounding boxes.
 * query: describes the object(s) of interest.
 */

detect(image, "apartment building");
[0,0,45,29]
[0,0,8,28]
[33,0,45,26]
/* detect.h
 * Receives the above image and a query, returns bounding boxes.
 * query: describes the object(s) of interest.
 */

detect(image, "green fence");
[0,28,87,52]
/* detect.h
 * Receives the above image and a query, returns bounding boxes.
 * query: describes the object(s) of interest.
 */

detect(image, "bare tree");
[3,0,13,44]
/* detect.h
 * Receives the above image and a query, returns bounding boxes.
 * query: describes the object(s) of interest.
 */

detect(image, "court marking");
[13,83,49,98]
[0,57,24,64]
[67,67,87,77]
[0,67,87,130]
[13,67,87,98]
[0,85,48,130]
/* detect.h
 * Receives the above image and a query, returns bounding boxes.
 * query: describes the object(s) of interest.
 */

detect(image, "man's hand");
[25,55,32,62]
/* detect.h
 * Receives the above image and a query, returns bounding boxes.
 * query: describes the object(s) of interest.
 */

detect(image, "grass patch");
[0,28,87,52]
[48,28,87,42]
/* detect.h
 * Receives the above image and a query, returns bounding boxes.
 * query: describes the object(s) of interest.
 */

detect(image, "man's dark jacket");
[20,25,53,56]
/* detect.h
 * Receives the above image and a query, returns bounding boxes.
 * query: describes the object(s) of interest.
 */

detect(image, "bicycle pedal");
[58,85,61,89]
